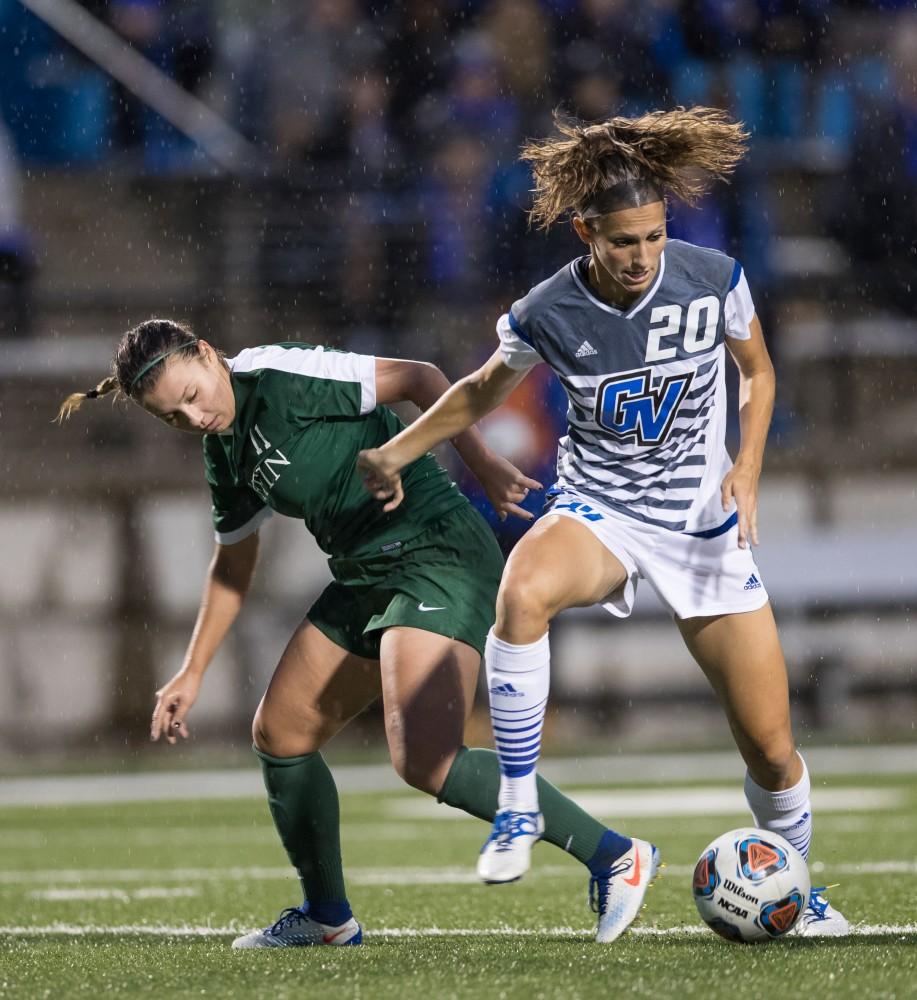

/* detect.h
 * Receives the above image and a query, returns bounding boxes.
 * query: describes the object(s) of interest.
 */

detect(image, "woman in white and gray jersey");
[359,107,848,940]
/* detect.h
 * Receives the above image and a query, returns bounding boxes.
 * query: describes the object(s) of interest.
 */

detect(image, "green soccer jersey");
[203,343,467,557]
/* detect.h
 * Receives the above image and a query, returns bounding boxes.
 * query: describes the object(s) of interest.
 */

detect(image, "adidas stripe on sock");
[485,628,550,814]
[744,753,812,860]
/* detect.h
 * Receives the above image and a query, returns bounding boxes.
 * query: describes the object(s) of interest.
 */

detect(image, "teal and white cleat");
[231,906,363,949]
[477,809,545,884]
[794,887,850,937]
[590,838,661,943]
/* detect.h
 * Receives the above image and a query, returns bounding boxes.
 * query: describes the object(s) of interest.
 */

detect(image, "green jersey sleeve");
[202,435,273,544]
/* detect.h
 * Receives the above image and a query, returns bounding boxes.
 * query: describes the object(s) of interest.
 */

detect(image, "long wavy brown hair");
[521,106,750,229]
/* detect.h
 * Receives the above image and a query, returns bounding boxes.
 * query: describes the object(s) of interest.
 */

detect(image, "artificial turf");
[1,771,915,999]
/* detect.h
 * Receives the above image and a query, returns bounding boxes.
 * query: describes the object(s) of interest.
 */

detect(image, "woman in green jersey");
[58,318,651,948]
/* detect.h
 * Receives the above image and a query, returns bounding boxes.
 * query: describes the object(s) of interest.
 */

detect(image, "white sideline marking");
[3,860,917,889]
[0,923,914,939]
[387,787,903,821]
[0,831,46,846]
[637,862,917,877]
[0,824,414,851]
[0,865,566,887]
[3,815,906,853]
[816,861,917,876]
[0,813,908,857]
[0,866,293,886]
[29,888,199,902]
[3,744,917,807]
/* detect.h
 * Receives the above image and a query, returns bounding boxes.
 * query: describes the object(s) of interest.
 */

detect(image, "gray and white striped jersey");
[497,239,756,534]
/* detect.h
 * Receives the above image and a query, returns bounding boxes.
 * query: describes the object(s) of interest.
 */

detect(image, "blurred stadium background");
[1,0,915,762]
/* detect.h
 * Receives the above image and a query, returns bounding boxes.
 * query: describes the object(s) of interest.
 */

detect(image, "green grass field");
[2,767,915,999]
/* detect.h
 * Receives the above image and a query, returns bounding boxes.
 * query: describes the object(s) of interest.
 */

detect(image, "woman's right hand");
[357,447,405,512]
[151,669,202,745]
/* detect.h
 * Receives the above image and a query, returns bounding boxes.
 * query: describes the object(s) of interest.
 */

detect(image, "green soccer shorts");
[308,503,504,659]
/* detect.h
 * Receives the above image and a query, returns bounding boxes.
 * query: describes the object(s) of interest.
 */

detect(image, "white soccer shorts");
[547,486,769,620]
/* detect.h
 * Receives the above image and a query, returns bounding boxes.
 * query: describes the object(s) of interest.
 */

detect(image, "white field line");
[0,811,914,856]
[2,860,917,889]
[1,815,912,853]
[29,888,199,902]
[0,866,294,885]
[387,787,903,821]
[0,823,415,850]
[4,744,917,807]
[0,923,915,939]
[809,815,917,834]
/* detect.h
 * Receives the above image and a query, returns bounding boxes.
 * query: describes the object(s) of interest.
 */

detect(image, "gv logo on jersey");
[595,367,693,446]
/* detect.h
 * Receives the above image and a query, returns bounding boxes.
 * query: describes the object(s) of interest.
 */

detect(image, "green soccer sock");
[254,746,350,916]
[438,746,626,868]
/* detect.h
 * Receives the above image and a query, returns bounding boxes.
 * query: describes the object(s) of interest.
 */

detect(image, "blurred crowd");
[0,0,915,335]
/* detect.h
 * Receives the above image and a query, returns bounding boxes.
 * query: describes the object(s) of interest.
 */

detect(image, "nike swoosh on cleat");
[322,927,352,944]
[418,603,446,611]
[623,849,642,887]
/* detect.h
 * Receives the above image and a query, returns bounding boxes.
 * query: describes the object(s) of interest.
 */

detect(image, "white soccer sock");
[485,627,550,814]
[744,753,813,861]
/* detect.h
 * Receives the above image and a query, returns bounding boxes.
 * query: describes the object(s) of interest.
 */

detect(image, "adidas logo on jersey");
[743,574,762,591]
[574,340,598,358]
[490,682,525,697]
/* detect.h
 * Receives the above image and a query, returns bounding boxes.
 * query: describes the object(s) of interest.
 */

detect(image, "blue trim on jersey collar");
[507,308,536,348]
[569,252,666,320]
[729,259,742,291]
[686,511,738,539]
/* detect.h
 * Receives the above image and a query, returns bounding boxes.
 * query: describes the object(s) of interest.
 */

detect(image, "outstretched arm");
[151,532,259,743]
[723,314,775,549]
[359,349,535,513]
[374,356,505,473]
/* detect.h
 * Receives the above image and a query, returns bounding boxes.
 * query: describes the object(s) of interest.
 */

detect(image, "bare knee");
[390,744,457,797]
[495,574,558,642]
[251,704,287,757]
[252,699,325,759]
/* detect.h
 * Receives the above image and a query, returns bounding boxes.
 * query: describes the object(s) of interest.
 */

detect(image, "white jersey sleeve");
[230,344,377,414]
[496,312,543,370]
[724,268,756,341]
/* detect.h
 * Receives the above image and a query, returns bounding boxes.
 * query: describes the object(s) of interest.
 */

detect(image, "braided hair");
[56,319,199,423]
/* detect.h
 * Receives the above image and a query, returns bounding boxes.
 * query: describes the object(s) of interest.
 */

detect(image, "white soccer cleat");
[794,887,850,937]
[231,906,363,949]
[477,809,545,884]
[590,838,661,944]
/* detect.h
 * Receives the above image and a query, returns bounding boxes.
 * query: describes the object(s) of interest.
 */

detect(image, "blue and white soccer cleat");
[476,809,545,884]
[794,887,850,937]
[231,906,363,949]
[590,838,661,943]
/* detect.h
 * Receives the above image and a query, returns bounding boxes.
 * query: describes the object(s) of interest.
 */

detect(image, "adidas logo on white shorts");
[575,340,598,358]
[743,574,762,591]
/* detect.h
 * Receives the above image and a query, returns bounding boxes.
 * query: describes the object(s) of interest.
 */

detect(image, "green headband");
[130,339,198,393]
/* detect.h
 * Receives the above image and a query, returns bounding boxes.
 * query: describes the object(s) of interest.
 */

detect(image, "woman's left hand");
[721,461,760,549]
[472,451,543,521]
[358,447,406,512]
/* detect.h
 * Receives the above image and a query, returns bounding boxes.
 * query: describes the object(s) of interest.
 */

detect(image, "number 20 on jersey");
[645,295,720,363]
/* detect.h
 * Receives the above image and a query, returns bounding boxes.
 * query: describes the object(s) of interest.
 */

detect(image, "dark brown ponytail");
[56,318,199,423]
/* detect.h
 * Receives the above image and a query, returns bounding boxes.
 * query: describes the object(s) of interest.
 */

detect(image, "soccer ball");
[692,828,811,943]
